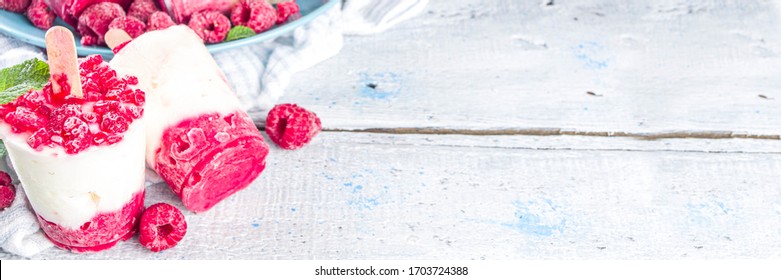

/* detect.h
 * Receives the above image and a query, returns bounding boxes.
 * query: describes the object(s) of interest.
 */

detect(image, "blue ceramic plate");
[0,0,336,58]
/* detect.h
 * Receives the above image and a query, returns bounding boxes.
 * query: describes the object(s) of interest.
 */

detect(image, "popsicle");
[0,27,146,252]
[110,26,269,213]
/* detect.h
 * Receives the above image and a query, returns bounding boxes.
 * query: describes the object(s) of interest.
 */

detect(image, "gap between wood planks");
[322,127,780,141]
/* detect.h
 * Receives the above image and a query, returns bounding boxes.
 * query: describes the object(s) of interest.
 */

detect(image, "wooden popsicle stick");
[105,28,132,50]
[45,26,83,98]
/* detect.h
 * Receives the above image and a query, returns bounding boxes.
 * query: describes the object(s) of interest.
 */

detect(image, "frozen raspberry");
[77,2,126,46]
[0,184,15,210]
[139,203,187,252]
[0,171,12,186]
[120,104,143,119]
[25,0,55,29]
[62,117,92,154]
[47,104,82,134]
[130,89,145,106]
[93,100,120,114]
[265,104,321,150]
[27,128,51,149]
[108,16,146,38]
[0,0,30,13]
[101,111,129,133]
[231,0,277,33]
[188,11,231,43]
[5,106,46,133]
[127,0,158,23]
[275,1,299,24]
[123,76,139,86]
[147,11,174,31]
[106,133,123,144]
[92,131,107,144]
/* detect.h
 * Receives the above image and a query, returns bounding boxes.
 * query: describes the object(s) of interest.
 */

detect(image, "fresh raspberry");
[0,0,30,13]
[275,1,299,24]
[0,184,15,210]
[108,16,147,38]
[126,0,158,23]
[25,0,55,29]
[147,11,174,31]
[187,10,231,43]
[77,2,126,46]
[139,203,187,252]
[265,104,321,150]
[231,0,277,33]
[0,171,12,186]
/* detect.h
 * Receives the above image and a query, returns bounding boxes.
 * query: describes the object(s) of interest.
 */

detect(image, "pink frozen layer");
[44,0,132,27]
[157,0,238,23]
[38,189,144,253]
[154,111,268,213]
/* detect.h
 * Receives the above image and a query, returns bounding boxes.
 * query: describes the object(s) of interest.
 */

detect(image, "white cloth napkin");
[0,0,427,258]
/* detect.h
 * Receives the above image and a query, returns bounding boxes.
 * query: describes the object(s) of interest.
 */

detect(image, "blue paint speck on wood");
[358,72,402,99]
[501,199,566,236]
[573,41,609,69]
[685,199,735,226]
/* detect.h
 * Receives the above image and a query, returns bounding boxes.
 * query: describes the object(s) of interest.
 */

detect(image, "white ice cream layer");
[110,26,241,167]
[1,120,146,229]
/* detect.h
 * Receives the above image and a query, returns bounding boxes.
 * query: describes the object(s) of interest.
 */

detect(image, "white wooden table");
[3,0,781,259]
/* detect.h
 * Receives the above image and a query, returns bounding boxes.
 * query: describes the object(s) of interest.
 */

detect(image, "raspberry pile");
[0,55,145,154]
[4,0,301,46]
[0,171,15,210]
[265,103,321,150]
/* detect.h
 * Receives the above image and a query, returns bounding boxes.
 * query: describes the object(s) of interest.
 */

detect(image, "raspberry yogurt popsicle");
[110,26,269,213]
[0,27,146,252]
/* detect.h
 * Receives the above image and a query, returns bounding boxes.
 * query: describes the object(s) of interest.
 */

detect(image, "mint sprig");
[224,26,257,42]
[0,58,50,105]
[0,58,50,157]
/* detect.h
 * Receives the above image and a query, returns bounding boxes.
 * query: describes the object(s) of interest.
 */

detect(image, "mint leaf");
[225,26,257,42]
[0,140,5,158]
[0,58,50,105]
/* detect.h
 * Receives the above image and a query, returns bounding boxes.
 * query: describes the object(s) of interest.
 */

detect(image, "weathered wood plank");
[277,0,781,136]
[4,132,779,259]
